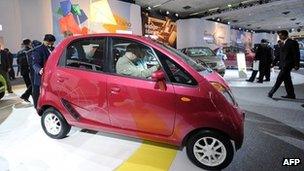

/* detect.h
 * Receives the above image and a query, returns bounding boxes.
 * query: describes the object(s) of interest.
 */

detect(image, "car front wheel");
[41,108,71,139]
[186,130,234,170]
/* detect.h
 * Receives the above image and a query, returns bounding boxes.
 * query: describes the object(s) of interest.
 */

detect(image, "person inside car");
[116,44,159,78]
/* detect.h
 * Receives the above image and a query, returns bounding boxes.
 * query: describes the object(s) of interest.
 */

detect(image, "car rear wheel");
[41,108,71,139]
[186,130,234,170]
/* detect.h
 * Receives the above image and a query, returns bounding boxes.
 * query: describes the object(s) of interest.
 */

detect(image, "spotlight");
[227,21,231,25]
[175,13,179,17]
[239,28,242,30]
[217,18,221,22]
[147,6,151,10]
[228,4,232,7]
[166,11,170,15]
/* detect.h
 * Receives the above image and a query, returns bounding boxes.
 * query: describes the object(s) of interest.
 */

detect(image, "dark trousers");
[0,70,12,92]
[32,85,40,109]
[248,70,258,82]
[21,73,32,100]
[265,67,271,80]
[269,68,295,97]
[258,65,266,82]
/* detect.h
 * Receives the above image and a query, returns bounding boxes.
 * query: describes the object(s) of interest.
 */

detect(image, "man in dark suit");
[17,39,33,102]
[268,30,300,99]
[257,39,272,83]
[4,48,15,80]
[31,34,56,108]
[0,46,13,93]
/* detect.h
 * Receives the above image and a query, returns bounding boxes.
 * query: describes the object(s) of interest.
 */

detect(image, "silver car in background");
[181,47,226,76]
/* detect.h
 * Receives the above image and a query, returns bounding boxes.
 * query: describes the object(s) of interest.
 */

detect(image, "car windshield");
[186,47,216,57]
[160,44,212,73]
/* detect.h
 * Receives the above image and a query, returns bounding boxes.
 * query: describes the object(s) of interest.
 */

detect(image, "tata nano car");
[0,73,6,100]
[37,34,244,170]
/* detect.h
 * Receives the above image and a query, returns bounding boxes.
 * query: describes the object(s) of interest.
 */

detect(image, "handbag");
[253,60,259,71]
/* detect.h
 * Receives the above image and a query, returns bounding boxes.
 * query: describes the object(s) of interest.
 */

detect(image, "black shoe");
[246,79,253,82]
[264,79,270,82]
[8,91,14,93]
[268,93,273,98]
[301,104,304,108]
[281,95,296,99]
[20,96,30,102]
[257,81,263,83]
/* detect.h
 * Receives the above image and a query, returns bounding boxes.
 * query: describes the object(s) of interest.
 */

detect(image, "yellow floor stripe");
[116,141,178,171]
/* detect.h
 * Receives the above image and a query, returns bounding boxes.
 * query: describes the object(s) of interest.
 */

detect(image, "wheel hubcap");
[193,137,227,167]
[44,113,61,135]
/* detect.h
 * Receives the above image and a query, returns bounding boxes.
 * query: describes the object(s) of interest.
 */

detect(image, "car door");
[54,37,110,125]
[106,37,176,136]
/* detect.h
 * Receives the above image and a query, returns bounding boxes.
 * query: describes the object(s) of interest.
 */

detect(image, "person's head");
[278,30,288,41]
[43,34,56,47]
[126,43,140,61]
[277,40,283,46]
[261,39,268,46]
[3,48,9,52]
[22,39,31,48]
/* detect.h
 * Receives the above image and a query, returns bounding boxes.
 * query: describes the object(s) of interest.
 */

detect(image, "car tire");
[186,130,234,170]
[41,108,71,139]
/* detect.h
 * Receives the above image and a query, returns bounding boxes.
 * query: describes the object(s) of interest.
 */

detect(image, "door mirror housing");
[152,70,165,81]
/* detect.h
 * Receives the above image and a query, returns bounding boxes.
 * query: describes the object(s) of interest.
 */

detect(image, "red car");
[216,46,255,68]
[37,34,244,170]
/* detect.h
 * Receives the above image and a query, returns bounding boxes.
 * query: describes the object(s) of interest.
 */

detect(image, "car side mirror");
[152,70,167,91]
[152,70,165,81]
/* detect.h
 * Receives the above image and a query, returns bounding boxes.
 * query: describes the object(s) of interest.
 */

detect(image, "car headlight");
[211,82,236,105]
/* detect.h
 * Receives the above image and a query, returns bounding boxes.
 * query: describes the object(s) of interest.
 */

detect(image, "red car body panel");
[38,34,244,147]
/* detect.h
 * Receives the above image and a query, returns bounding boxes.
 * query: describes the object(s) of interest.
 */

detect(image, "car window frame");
[154,48,198,87]
[58,37,108,74]
[107,37,171,82]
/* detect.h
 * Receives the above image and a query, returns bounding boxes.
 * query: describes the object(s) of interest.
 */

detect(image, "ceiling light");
[189,12,200,16]
[209,7,219,12]
[228,4,232,7]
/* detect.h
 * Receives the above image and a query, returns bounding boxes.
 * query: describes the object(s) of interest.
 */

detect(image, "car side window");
[65,38,105,72]
[155,50,197,86]
[111,38,160,80]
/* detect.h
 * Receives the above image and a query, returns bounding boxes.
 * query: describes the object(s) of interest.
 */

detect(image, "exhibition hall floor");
[0,69,304,171]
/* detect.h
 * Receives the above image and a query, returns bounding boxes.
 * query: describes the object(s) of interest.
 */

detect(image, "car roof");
[65,33,145,41]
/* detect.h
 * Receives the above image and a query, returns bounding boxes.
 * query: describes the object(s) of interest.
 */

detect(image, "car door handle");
[110,87,121,94]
